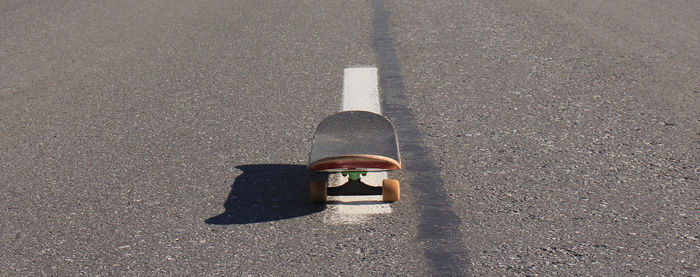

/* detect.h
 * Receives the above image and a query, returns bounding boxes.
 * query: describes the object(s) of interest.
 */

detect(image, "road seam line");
[372,0,470,274]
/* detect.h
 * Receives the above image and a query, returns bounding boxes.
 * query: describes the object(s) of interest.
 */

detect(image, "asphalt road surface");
[1,0,698,275]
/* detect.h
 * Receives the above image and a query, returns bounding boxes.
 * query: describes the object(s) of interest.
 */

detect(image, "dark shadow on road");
[205,164,325,225]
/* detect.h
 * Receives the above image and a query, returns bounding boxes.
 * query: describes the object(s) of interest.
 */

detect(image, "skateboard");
[308,110,401,203]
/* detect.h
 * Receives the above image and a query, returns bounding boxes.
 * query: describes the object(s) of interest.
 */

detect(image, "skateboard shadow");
[205,164,325,225]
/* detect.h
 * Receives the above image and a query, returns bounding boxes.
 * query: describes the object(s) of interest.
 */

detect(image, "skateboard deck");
[308,111,401,172]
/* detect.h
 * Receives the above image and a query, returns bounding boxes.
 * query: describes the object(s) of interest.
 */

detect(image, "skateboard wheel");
[310,180,327,203]
[382,179,400,202]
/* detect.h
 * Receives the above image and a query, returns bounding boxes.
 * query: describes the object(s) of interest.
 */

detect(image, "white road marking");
[323,67,391,225]
[341,67,381,114]
[323,195,391,225]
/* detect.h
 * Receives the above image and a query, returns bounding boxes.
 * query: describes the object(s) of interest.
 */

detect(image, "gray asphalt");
[1,0,698,275]
[387,0,699,275]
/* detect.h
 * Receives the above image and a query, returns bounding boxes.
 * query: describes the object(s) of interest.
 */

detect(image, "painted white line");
[323,67,390,225]
[342,67,381,113]
[323,195,391,225]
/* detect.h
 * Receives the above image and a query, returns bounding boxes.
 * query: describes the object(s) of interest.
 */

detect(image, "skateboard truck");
[341,171,367,181]
[328,178,383,196]
[328,171,381,196]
